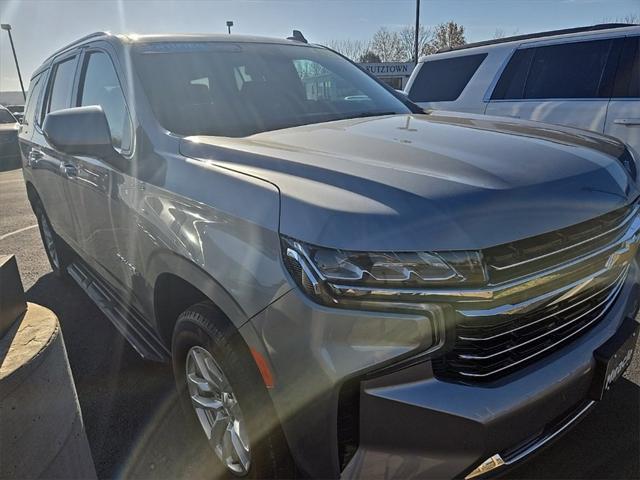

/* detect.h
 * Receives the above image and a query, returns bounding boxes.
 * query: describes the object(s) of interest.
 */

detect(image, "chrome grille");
[433,203,640,382]
[434,267,627,381]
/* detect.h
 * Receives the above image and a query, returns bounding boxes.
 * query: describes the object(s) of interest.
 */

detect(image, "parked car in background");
[406,23,640,166]
[0,105,20,170]
[6,104,24,123]
[20,31,640,480]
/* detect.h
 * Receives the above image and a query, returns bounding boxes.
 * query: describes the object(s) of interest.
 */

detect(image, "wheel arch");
[25,181,41,211]
[149,250,248,349]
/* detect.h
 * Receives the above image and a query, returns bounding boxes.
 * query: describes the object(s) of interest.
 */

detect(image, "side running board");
[68,262,171,362]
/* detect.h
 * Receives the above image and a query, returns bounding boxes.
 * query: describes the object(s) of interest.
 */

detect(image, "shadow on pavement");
[26,274,217,479]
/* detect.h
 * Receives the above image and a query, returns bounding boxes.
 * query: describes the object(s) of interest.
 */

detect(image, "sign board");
[359,62,415,77]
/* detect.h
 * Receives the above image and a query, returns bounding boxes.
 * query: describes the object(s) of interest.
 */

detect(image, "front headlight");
[281,236,486,311]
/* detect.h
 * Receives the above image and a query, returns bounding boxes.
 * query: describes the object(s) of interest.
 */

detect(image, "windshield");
[133,41,411,137]
[0,109,16,123]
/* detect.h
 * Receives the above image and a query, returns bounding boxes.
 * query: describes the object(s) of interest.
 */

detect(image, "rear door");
[486,36,622,132]
[30,53,81,248]
[605,35,640,154]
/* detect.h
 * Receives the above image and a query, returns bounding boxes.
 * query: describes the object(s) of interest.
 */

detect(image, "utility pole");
[1,24,26,100]
[226,20,234,34]
[413,0,420,64]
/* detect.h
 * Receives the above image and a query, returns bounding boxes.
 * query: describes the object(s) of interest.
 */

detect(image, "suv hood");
[181,112,638,251]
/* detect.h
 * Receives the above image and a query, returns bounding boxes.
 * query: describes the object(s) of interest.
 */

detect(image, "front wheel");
[172,302,294,479]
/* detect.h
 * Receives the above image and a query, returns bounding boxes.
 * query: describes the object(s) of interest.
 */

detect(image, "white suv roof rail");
[436,23,637,54]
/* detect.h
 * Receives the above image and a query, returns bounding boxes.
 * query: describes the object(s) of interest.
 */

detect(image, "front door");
[67,46,139,300]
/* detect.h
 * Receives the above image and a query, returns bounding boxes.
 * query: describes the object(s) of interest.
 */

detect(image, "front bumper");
[245,260,640,479]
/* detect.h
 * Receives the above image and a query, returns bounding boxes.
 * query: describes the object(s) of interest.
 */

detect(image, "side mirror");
[43,106,121,164]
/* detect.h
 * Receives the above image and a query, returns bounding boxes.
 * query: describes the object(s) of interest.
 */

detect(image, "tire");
[34,202,71,279]
[172,302,295,479]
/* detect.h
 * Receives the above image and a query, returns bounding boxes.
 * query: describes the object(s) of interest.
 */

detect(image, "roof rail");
[42,31,110,63]
[436,23,637,54]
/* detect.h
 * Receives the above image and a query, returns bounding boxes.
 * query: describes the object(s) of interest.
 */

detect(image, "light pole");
[413,0,420,64]
[1,24,26,101]
[226,20,234,34]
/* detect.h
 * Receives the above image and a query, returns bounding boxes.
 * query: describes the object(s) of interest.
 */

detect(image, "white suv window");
[492,38,618,100]
[408,54,487,103]
[612,36,639,98]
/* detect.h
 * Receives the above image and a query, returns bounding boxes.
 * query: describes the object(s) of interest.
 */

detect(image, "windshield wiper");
[343,111,400,120]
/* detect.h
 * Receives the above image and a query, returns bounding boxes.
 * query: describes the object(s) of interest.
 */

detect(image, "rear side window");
[408,53,487,102]
[491,49,533,100]
[23,73,45,126]
[612,36,639,98]
[44,56,78,118]
[492,38,617,100]
[78,51,132,151]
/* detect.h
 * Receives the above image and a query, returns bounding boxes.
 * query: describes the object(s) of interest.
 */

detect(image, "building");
[358,62,415,90]
[0,91,24,107]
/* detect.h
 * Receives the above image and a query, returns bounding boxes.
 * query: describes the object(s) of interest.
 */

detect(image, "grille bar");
[439,267,627,380]
[484,203,638,285]
[489,205,638,273]
[457,270,626,361]
[458,270,624,342]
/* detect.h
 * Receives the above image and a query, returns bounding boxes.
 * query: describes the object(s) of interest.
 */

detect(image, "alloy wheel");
[186,346,251,476]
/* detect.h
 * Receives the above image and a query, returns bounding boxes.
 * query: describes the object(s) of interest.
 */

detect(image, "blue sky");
[0,0,638,91]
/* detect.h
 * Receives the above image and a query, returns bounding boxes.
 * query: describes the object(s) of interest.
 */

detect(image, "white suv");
[406,23,640,159]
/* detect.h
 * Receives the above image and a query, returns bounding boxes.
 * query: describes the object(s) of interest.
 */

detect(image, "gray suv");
[19,32,640,479]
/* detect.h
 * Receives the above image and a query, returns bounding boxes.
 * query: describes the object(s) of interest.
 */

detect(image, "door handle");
[59,162,78,178]
[27,149,42,167]
[613,118,640,126]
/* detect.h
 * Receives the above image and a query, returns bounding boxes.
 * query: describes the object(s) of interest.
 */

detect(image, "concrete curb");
[1,263,96,479]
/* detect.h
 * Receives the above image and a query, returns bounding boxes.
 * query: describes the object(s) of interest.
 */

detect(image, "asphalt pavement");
[1,167,638,479]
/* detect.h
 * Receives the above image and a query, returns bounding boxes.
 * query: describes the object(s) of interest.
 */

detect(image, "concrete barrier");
[0,255,26,338]
[0,255,96,479]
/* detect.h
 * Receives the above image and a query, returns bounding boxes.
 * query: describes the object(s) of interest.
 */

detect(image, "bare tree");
[399,24,433,62]
[602,13,639,24]
[492,28,506,39]
[370,27,404,62]
[359,51,382,63]
[425,21,466,54]
[325,39,370,61]
[492,27,520,39]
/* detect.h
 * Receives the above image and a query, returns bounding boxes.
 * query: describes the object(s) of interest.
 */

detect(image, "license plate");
[589,318,639,401]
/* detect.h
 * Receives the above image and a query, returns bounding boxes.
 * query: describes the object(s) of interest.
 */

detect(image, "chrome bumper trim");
[465,400,596,479]
[503,400,596,465]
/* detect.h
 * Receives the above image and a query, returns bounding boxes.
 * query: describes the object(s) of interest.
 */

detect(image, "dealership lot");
[1,166,638,479]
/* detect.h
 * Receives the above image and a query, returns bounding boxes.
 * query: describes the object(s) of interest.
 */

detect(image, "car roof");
[419,23,639,61]
[37,31,314,71]
[115,33,307,45]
